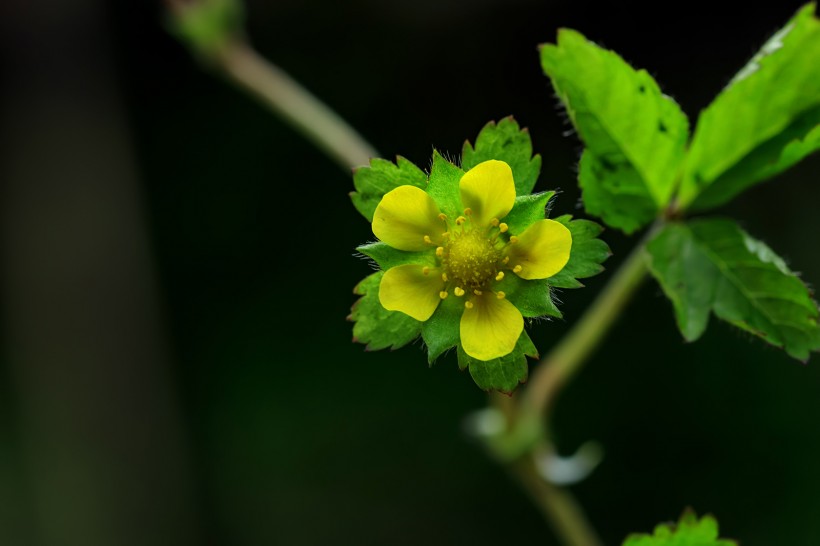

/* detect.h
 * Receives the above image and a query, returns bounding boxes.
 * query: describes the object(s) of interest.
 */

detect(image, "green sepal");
[350,156,427,222]
[457,332,538,394]
[548,214,612,289]
[646,218,820,361]
[462,117,543,195]
[504,192,555,235]
[168,0,244,60]
[541,29,689,233]
[356,242,436,270]
[426,151,464,219]
[679,4,820,211]
[349,272,422,351]
[497,275,562,319]
[421,292,464,364]
[622,509,736,546]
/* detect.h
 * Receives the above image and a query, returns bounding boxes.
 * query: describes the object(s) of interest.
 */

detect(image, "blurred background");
[1,0,819,544]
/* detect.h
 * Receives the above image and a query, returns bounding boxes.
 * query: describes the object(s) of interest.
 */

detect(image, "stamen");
[513,265,523,273]
[464,301,474,309]
[490,218,500,227]
[499,223,509,233]
[502,257,510,265]
[441,231,450,238]
[454,287,465,297]
[473,289,483,296]
[423,235,433,244]
[496,291,506,300]
[439,291,448,300]
[441,273,448,282]
[422,266,430,276]
[495,272,505,281]
[438,213,447,221]
[456,216,467,225]
[436,246,444,257]
[509,235,519,244]
[463,208,473,216]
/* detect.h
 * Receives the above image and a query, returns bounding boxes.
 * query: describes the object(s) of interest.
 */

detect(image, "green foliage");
[356,242,436,270]
[421,294,463,364]
[646,218,820,361]
[168,0,244,59]
[622,510,736,546]
[549,215,612,289]
[462,117,542,195]
[504,192,555,235]
[540,29,689,233]
[497,275,562,319]
[457,332,539,394]
[426,151,465,218]
[351,157,427,222]
[349,273,422,351]
[679,5,820,210]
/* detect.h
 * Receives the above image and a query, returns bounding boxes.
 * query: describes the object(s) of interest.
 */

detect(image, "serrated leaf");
[548,215,611,289]
[504,192,555,235]
[462,117,543,195]
[426,151,464,219]
[497,275,562,319]
[680,5,820,211]
[350,272,422,351]
[422,293,463,364]
[646,218,820,361]
[541,29,689,233]
[457,332,538,393]
[622,510,736,546]
[357,242,436,270]
[350,156,427,222]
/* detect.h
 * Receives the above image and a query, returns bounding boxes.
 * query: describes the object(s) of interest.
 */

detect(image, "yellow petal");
[460,294,523,361]
[372,186,444,251]
[459,160,516,227]
[505,219,572,280]
[379,264,444,321]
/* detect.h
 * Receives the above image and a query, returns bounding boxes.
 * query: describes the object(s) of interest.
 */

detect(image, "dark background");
[2,0,820,544]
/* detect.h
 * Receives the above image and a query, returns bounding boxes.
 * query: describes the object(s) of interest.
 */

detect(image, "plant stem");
[213,39,378,170]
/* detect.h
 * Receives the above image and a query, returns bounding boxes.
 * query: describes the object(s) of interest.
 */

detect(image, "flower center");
[442,229,501,290]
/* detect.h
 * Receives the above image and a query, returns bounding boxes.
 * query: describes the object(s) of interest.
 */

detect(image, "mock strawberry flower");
[372,160,572,361]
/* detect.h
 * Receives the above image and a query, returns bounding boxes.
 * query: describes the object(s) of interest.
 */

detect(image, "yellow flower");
[371,159,572,361]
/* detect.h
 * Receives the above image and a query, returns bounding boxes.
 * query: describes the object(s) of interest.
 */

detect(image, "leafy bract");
[541,29,688,233]
[548,215,611,289]
[462,117,542,195]
[350,156,427,222]
[680,4,820,210]
[349,272,421,351]
[646,218,820,361]
[422,293,463,364]
[504,192,555,235]
[457,332,539,394]
[622,510,736,546]
[426,151,465,219]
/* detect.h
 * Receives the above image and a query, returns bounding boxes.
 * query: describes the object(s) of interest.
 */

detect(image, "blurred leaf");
[622,510,736,546]
[541,29,688,233]
[462,117,543,195]
[349,272,421,351]
[350,156,427,222]
[549,214,612,289]
[357,242,436,270]
[426,151,465,219]
[457,332,538,393]
[646,218,820,361]
[680,4,820,210]
[504,192,555,235]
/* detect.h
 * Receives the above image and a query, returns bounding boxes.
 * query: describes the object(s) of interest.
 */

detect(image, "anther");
[495,272,505,281]
[496,291,506,300]
[454,287,465,297]
[473,289,483,296]
[509,235,519,244]
[439,291,449,299]
[502,257,510,265]
[422,266,430,276]
[513,265,523,273]
[464,301,474,309]
[441,273,448,282]
[423,235,433,244]
[456,216,466,225]
[441,231,450,238]
[490,218,500,227]
[499,223,509,233]
[436,247,444,257]
[463,208,473,216]
[438,213,447,221]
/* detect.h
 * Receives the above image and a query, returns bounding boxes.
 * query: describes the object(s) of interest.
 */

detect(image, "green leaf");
[679,5,820,210]
[646,218,820,361]
[421,293,463,364]
[457,332,538,393]
[426,151,465,219]
[349,272,422,351]
[350,156,427,222]
[549,214,612,289]
[356,242,436,270]
[504,192,555,235]
[462,117,543,195]
[622,510,736,546]
[497,275,562,319]
[541,29,689,233]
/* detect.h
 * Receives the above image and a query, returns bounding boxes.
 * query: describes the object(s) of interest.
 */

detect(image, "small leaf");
[497,275,562,319]
[504,192,555,235]
[646,218,820,361]
[679,5,820,210]
[462,117,543,195]
[541,29,689,233]
[422,293,463,364]
[622,509,736,546]
[426,151,465,219]
[457,332,538,393]
[350,272,422,351]
[548,215,612,289]
[350,156,427,222]
[357,242,436,270]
